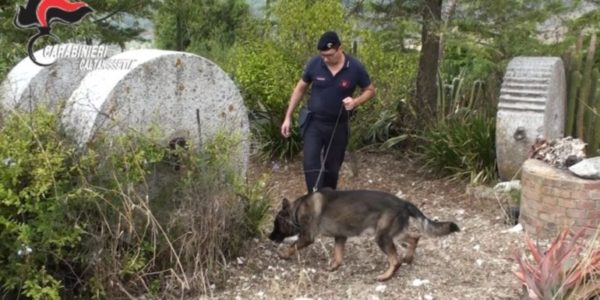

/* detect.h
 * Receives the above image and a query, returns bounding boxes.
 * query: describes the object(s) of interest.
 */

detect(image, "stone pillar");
[496,57,566,180]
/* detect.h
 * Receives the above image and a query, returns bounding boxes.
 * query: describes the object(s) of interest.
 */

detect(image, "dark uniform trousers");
[302,116,348,193]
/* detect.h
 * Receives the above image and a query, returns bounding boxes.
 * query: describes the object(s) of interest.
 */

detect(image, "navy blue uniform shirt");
[301,54,371,121]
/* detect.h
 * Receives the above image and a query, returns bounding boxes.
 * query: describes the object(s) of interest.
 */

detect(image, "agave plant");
[513,227,600,300]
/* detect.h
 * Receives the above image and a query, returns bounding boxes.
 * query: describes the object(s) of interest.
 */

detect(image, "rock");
[395,190,406,198]
[494,180,521,192]
[375,284,387,292]
[411,279,430,287]
[568,157,600,179]
[529,136,586,169]
[502,223,523,234]
[476,259,484,267]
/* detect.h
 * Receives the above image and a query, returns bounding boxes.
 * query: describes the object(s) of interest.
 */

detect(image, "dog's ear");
[282,198,290,210]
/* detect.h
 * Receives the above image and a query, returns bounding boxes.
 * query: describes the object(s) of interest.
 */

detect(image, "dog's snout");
[268,232,284,243]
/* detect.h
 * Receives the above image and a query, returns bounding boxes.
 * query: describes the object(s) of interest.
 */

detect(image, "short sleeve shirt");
[301,54,371,120]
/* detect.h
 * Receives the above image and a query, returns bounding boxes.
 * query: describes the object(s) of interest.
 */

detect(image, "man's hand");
[281,117,292,138]
[342,97,355,111]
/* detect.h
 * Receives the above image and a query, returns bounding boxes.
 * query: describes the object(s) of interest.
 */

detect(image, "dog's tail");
[406,202,460,237]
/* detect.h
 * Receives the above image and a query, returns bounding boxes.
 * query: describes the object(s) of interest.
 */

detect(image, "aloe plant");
[514,227,600,300]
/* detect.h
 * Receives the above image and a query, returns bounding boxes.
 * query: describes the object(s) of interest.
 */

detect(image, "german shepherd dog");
[269,188,460,281]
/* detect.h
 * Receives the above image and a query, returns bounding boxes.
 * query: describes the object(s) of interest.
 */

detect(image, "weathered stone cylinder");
[62,49,250,175]
[0,44,120,113]
[496,57,566,180]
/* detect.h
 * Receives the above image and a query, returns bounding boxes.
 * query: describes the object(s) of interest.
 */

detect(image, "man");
[280,31,376,193]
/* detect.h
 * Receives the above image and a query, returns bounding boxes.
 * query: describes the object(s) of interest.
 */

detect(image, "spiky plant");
[514,228,600,300]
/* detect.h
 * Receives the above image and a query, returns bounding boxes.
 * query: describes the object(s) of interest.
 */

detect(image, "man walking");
[280,31,376,193]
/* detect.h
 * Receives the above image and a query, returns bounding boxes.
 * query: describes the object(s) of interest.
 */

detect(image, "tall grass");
[80,131,272,298]
[0,107,272,298]
[414,71,498,184]
[415,110,497,184]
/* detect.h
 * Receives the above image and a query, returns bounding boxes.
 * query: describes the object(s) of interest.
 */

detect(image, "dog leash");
[312,105,350,193]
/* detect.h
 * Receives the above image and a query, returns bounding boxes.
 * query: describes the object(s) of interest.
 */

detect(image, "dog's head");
[268,198,299,243]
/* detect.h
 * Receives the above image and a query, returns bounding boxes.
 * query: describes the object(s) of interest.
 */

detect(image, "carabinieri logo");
[13,0,94,66]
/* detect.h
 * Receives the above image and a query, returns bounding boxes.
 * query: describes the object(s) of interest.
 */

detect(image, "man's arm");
[281,79,309,137]
[343,84,376,110]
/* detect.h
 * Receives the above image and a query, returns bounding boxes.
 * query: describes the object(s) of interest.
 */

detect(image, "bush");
[78,131,272,298]
[227,41,302,159]
[0,108,271,298]
[0,108,90,299]
[226,0,350,159]
[349,30,418,149]
[415,109,497,184]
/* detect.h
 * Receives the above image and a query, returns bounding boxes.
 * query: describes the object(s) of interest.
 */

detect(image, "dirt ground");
[209,150,528,300]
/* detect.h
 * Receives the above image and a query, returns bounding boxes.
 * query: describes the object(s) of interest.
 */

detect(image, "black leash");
[312,105,351,193]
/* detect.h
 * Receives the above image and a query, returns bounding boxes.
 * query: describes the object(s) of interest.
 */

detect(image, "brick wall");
[520,159,600,239]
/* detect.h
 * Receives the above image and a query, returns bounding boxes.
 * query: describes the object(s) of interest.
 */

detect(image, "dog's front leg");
[278,235,314,259]
[278,214,317,259]
[327,236,346,271]
[279,215,317,259]
[401,233,420,264]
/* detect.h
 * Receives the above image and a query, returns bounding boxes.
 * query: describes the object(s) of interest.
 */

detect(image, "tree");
[439,0,569,113]
[416,0,442,122]
[153,0,250,63]
[369,0,443,123]
[368,0,572,123]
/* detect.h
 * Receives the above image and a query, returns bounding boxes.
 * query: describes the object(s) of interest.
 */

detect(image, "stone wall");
[520,159,600,238]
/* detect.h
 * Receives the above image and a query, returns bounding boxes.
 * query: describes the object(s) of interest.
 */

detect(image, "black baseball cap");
[317,31,341,51]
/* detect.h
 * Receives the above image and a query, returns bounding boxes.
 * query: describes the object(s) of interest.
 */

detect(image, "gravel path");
[209,151,527,300]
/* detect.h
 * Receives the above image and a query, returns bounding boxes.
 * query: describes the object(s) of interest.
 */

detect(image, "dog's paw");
[277,247,294,259]
[326,261,341,272]
[376,273,393,282]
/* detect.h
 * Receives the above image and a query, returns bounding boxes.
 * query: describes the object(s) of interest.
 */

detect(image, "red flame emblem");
[14,0,94,66]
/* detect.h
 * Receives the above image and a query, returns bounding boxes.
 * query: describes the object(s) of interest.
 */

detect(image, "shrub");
[226,0,350,159]
[228,41,302,159]
[349,30,418,149]
[0,108,272,298]
[80,131,272,298]
[415,109,497,184]
[0,108,90,299]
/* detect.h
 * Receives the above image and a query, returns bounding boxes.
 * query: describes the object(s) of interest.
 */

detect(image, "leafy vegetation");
[226,0,350,159]
[415,109,497,184]
[0,108,271,298]
[348,30,418,149]
[2,1,600,297]
[153,0,250,64]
